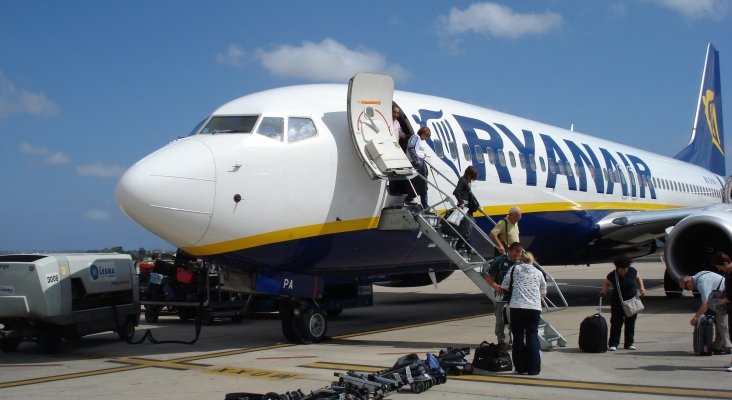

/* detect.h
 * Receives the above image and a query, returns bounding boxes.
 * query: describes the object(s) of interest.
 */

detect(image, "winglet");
[674,43,725,176]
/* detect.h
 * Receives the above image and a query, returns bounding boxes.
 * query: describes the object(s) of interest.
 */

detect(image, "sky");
[1,0,731,252]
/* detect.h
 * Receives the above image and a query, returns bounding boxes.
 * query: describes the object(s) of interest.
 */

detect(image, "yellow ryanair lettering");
[702,89,723,155]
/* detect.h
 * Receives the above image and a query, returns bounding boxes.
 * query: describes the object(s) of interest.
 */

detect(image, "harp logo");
[703,89,723,156]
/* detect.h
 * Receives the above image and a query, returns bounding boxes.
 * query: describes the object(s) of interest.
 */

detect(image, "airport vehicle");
[116,44,727,343]
[0,254,139,353]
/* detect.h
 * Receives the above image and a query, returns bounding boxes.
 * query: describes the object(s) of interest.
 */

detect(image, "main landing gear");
[279,300,328,344]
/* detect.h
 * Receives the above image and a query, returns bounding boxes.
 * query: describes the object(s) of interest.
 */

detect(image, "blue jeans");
[509,307,541,375]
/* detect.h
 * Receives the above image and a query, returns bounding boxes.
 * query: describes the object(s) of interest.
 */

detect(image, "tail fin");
[674,43,725,176]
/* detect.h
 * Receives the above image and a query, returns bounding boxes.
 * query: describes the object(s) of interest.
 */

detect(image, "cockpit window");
[288,117,317,142]
[189,118,207,136]
[200,116,258,134]
[257,117,284,141]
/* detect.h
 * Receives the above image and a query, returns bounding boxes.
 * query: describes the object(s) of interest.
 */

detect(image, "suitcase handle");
[598,295,603,314]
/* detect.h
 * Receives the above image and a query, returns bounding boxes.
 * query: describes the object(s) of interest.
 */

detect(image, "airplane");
[116,43,727,343]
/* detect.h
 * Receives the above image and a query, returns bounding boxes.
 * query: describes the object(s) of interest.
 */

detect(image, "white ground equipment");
[0,253,140,353]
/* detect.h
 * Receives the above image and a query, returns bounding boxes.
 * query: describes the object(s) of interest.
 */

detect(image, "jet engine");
[664,211,732,296]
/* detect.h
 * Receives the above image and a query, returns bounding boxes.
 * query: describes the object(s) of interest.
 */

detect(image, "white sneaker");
[725,363,732,369]
[625,345,637,350]
[727,365,732,372]
[608,346,617,351]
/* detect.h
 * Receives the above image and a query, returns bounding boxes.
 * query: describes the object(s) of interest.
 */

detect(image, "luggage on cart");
[471,341,512,372]
[693,314,715,356]
[579,297,608,353]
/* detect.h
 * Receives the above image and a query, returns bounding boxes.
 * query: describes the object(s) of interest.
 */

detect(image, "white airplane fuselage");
[117,84,724,276]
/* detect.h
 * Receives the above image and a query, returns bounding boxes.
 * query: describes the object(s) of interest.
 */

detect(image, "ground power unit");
[0,253,140,353]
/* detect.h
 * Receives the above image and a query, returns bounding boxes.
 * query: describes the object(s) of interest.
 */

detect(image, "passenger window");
[474,145,484,164]
[200,115,259,134]
[498,150,506,167]
[548,158,556,174]
[462,143,472,161]
[508,152,516,168]
[529,156,536,172]
[433,139,445,158]
[486,147,496,165]
[257,117,284,141]
[288,117,317,142]
[448,141,458,160]
[539,157,546,172]
[519,153,526,169]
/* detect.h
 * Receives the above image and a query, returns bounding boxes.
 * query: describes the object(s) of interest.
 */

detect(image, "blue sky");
[1,0,731,252]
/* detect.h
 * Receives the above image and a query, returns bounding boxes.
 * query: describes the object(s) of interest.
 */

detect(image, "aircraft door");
[347,72,413,180]
[724,176,732,203]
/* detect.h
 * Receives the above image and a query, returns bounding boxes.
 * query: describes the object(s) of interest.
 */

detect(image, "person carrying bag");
[599,255,646,351]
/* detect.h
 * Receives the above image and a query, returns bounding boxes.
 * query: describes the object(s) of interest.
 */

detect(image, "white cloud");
[216,44,247,67]
[0,72,59,119]
[653,0,729,19]
[76,162,124,178]
[440,2,562,38]
[19,142,70,166]
[254,38,409,82]
[83,209,110,221]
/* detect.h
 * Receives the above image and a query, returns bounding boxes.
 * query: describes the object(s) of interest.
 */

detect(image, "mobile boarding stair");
[378,163,567,351]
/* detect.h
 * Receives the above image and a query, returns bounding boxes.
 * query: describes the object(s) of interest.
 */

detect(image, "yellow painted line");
[302,362,732,399]
[169,343,295,363]
[181,201,683,255]
[301,361,384,373]
[0,364,145,389]
[207,366,304,380]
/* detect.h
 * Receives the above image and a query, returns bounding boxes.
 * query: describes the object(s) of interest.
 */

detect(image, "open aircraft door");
[347,72,413,180]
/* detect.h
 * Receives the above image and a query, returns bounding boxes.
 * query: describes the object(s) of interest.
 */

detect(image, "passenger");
[391,103,409,151]
[453,165,480,254]
[489,207,522,256]
[501,251,546,375]
[679,271,731,354]
[485,242,523,348]
[711,251,732,371]
[405,126,431,210]
[599,255,646,351]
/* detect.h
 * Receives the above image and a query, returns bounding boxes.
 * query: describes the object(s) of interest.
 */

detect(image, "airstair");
[345,72,566,350]
[378,162,567,350]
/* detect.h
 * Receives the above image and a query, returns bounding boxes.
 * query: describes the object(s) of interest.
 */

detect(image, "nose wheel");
[280,301,328,344]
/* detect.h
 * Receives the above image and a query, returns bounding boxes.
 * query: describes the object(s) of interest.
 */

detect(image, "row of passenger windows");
[432,139,722,198]
[195,115,318,143]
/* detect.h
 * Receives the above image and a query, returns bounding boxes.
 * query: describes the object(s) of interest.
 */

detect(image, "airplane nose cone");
[116,138,216,247]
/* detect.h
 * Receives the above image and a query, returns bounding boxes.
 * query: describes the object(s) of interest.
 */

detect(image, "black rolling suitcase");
[693,314,715,356]
[579,297,608,353]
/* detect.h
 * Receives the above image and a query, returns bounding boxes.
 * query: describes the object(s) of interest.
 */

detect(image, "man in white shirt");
[392,104,406,144]
[405,126,431,209]
[680,271,731,354]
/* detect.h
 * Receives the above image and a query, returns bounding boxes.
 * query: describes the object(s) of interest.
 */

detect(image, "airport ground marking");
[0,343,299,390]
[0,364,146,389]
[301,361,732,399]
[330,313,490,340]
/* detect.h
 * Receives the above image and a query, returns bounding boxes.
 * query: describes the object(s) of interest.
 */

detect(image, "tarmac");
[1,258,731,399]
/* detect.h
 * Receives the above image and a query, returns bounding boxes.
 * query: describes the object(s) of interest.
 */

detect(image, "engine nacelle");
[664,211,732,282]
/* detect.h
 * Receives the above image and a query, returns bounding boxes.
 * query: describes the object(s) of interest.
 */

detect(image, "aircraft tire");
[299,308,327,343]
[281,312,299,343]
[664,270,682,298]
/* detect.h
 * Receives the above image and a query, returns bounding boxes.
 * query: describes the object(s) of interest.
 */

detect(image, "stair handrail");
[533,261,569,311]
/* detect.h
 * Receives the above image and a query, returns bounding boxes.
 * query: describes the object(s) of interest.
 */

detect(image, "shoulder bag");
[615,271,644,317]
